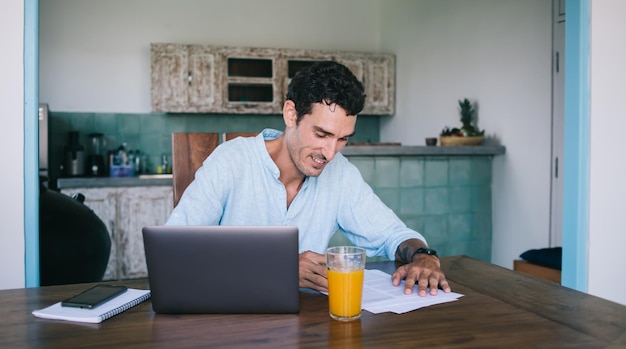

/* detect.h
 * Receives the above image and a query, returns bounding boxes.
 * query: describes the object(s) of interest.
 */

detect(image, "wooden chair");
[222,132,258,142]
[171,132,220,207]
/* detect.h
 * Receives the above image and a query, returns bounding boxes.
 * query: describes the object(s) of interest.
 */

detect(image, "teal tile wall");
[330,155,493,262]
[48,112,380,180]
[50,111,492,262]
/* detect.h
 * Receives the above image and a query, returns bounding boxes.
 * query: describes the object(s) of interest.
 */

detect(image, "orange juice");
[328,269,364,320]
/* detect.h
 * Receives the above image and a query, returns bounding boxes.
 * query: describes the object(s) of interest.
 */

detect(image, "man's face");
[285,102,356,177]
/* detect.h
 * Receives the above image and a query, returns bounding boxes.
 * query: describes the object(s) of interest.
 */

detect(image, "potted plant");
[439,98,485,146]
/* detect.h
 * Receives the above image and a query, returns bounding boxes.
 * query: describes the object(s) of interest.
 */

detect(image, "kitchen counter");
[56,145,505,189]
[341,144,505,156]
[57,174,172,189]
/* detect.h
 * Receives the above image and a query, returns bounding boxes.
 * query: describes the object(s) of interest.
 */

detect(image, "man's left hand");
[391,255,451,296]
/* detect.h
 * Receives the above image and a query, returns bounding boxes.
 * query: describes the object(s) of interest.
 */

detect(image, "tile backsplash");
[48,112,381,181]
[331,155,493,262]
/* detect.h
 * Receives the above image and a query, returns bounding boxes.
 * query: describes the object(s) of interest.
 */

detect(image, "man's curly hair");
[286,61,366,122]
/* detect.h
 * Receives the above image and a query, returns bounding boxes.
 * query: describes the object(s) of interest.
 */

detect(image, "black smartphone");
[61,285,128,309]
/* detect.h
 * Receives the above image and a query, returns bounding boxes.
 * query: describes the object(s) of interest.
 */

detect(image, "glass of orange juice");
[326,246,366,321]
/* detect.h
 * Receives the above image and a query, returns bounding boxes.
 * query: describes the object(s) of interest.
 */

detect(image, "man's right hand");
[299,251,328,292]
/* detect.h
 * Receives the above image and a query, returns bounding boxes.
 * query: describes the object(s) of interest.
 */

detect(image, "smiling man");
[166,61,450,296]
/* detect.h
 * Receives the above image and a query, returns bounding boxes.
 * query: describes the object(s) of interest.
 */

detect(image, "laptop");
[142,225,299,314]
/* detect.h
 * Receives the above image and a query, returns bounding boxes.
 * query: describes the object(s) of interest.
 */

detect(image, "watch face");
[418,248,438,256]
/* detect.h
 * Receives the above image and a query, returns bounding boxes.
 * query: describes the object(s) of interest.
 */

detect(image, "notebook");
[142,225,300,314]
[32,288,151,323]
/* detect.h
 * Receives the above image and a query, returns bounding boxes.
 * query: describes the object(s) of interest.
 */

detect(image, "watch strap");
[410,247,438,260]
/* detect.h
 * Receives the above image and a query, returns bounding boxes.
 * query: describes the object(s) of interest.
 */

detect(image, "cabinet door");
[188,45,222,112]
[60,188,119,280]
[151,43,190,112]
[336,56,395,115]
[285,53,395,116]
[224,47,282,114]
[281,52,335,108]
[360,54,395,115]
[116,186,173,279]
[335,57,366,86]
[152,44,221,113]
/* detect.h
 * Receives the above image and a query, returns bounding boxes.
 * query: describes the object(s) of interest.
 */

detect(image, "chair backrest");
[171,132,220,207]
[222,132,258,142]
[39,185,111,286]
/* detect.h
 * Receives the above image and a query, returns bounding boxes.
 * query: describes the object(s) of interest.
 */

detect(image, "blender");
[87,133,106,176]
[63,131,85,177]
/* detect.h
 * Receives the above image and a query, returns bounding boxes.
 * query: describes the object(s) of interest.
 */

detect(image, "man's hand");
[391,254,451,296]
[299,251,328,292]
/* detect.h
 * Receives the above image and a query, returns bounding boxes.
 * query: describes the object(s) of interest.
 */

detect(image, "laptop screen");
[142,225,299,314]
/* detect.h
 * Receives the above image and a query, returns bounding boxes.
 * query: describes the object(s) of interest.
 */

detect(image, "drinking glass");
[326,246,366,321]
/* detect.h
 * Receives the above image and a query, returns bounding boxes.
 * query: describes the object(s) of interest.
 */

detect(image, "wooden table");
[1,256,625,348]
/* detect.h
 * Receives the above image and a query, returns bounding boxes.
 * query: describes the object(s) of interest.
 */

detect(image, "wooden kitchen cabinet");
[151,43,223,113]
[60,186,173,280]
[223,47,282,113]
[282,52,395,115]
[151,44,280,114]
[151,44,395,115]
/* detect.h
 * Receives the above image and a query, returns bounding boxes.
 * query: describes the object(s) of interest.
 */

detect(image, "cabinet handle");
[188,71,192,86]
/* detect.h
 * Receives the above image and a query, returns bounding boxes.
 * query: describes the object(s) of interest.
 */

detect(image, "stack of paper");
[361,269,463,314]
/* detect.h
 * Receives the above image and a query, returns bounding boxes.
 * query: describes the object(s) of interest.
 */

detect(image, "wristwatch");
[411,247,438,260]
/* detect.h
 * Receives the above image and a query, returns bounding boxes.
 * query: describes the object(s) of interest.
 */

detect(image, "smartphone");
[61,285,128,309]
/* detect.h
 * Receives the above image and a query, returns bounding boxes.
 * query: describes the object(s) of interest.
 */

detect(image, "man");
[167,61,451,296]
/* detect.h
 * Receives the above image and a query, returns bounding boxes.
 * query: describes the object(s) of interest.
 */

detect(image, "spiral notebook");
[32,288,151,323]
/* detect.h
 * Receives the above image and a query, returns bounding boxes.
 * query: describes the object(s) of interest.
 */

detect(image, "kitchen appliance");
[87,132,106,176]
[63,131,86,177]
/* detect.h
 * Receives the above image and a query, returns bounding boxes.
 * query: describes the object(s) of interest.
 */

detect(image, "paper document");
[323,269,463,314]
[361,269,463,314]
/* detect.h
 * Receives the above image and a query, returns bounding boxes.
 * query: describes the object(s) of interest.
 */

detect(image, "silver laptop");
[142,225,299,314]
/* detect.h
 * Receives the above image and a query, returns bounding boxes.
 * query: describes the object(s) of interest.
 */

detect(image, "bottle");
[161,154,170,174]
[128,150,136,172]
[117,143,128,165]
[134,150,143,174]
[140,153,148,174]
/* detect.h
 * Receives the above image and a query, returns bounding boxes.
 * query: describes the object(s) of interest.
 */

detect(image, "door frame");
[562,0,590,292]
[22,0,591,291]
[24,0,40,287]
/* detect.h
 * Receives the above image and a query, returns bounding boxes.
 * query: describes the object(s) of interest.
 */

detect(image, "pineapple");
[459,98,477,136]
[440,98,485,137]
[439,98,485,145]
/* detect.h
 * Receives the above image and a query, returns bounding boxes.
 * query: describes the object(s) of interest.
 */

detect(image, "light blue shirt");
[166,129,427,260]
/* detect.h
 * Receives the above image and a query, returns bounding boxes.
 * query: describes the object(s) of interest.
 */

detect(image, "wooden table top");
[1,256,625,348]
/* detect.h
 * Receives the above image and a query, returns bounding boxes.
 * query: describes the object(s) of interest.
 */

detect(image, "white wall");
[39,0,382,113]
[379,0,553,268]
[0,0,26,289]
[588,0,626,305]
